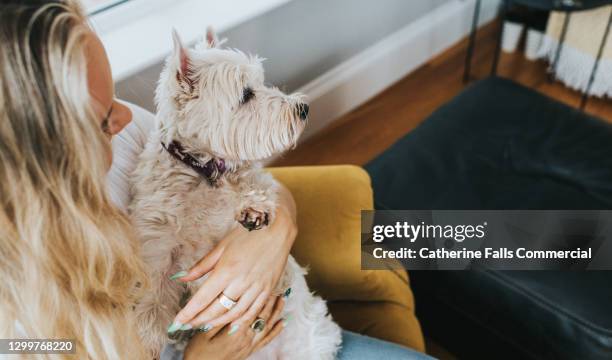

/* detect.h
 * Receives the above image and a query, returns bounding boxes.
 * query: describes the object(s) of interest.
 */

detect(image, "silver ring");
[251,317,266,333]
[218,293,237,310]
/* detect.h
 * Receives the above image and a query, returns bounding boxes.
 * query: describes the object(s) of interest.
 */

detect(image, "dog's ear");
[205,26,219,48]
[172,29,196,93]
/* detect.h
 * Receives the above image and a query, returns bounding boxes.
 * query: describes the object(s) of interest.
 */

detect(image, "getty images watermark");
[361,210,612,270]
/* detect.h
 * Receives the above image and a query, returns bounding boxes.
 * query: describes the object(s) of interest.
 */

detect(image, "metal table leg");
[463,0,481,83]
[549,11,571,82]
[580,8,612,110]
[491,0,508,76]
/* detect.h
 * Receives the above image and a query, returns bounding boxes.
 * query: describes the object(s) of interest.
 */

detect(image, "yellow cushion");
[267,165,425,352]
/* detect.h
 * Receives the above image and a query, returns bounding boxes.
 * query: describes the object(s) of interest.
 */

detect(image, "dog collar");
[161,141,226,186]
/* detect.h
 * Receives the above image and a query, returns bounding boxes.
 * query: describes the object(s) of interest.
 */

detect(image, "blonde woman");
[0,1,286,359]
[0,1,434,359]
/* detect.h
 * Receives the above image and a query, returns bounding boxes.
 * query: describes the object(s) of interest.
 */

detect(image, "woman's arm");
[276,182,297,226]
[171,183,297,330]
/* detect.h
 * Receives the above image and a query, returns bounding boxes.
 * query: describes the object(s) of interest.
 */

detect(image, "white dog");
[129,28,341,359]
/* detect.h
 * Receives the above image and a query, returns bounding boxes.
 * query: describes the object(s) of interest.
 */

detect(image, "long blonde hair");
[0,1,148,358]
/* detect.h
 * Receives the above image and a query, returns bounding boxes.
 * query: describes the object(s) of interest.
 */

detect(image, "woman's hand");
[171,184,297,332]
[184,295,286,360]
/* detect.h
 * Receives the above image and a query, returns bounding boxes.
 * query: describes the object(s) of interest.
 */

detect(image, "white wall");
[115,0,450,112]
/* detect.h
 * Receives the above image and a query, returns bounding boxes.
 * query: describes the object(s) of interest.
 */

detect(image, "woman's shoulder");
[106,101,156,212]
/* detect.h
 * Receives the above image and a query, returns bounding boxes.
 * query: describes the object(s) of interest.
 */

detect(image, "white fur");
[129,29,341,359]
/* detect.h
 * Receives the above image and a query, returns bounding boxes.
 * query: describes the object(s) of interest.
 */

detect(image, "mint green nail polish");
[282,314,291,327]
[180,324,193,331]
[198,324,213,333]
[228,324,239,335]
[167,321,182,333]
[169,270,188,280]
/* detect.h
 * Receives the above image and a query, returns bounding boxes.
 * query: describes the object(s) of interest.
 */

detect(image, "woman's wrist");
[272,203,297,251]
[273,184,298,249]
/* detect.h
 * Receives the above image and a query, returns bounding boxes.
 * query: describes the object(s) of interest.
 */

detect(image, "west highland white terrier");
[129,28,341,359]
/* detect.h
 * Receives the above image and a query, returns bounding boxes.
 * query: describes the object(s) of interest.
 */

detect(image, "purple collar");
[161,141,226,186]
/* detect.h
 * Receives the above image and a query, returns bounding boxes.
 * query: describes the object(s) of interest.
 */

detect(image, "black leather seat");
[365,77,612,360]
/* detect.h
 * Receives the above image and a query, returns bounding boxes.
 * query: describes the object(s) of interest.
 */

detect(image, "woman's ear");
[107,101,133,136]
[172,29,196,92]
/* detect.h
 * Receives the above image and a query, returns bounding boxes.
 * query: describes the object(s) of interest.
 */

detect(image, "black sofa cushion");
[365,77,612,359]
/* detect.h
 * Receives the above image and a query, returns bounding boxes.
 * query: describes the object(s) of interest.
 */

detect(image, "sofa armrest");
[267,165,425,352]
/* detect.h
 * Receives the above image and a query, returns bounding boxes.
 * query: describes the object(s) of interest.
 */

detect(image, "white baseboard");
[297,0,500,141]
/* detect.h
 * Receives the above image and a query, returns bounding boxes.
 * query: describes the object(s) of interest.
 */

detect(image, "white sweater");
[106,103,156,212]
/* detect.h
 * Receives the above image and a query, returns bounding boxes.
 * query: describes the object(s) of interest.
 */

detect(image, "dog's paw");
[237,207,269,231]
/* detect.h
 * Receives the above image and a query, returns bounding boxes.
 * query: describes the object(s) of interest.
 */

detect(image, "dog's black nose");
[297,103,309,121]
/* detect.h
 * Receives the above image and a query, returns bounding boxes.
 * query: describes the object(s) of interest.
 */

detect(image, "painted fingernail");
[198,324,213,333]
[167,321,182,333]
[283,287,292,298]
[228,324,240,335]
[282,314,291,327]
[180,324,193,331]
[169,270,188,280]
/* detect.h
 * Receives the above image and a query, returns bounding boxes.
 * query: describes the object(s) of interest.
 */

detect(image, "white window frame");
[89,0,291,82]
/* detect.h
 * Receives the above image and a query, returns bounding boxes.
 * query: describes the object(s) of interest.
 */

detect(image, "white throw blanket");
[538,6,612,97]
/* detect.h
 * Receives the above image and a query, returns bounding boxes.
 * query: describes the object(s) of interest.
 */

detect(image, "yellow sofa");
[268,165,425,352]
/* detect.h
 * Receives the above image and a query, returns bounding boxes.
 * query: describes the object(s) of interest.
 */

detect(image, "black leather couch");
[365,77,612,360]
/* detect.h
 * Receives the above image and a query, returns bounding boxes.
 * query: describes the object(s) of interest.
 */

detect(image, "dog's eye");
[241,87,255,105]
